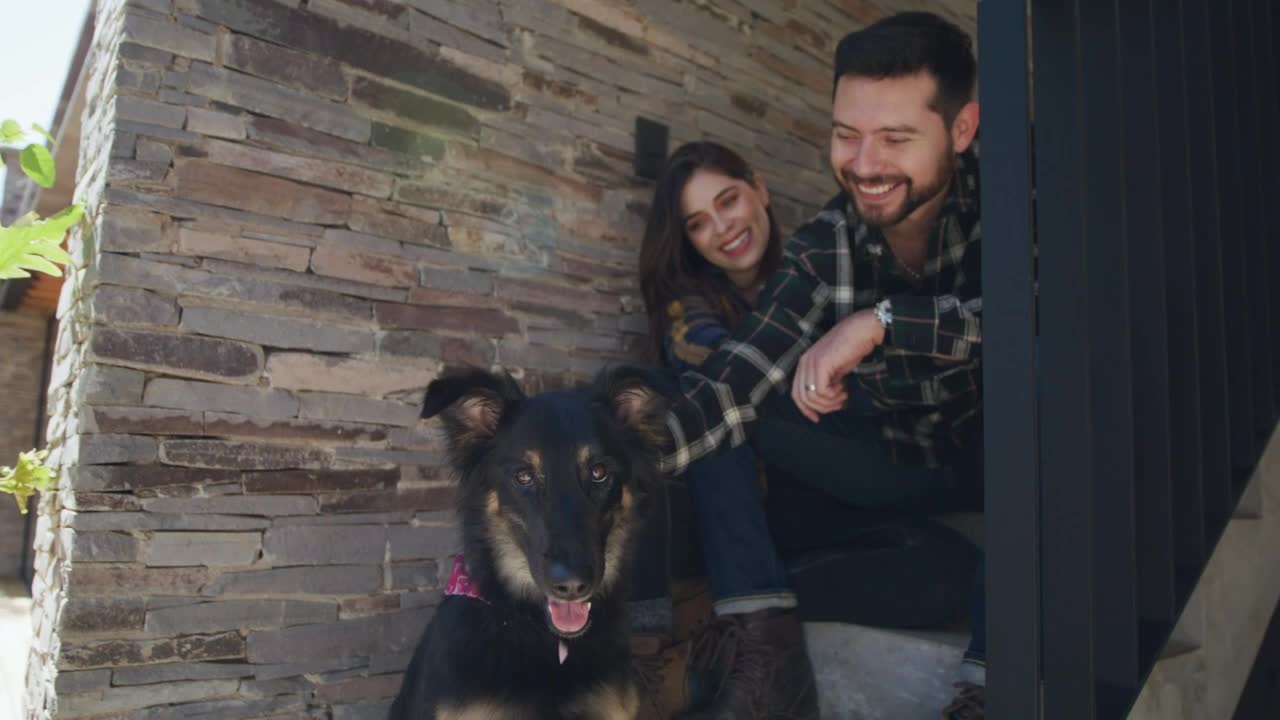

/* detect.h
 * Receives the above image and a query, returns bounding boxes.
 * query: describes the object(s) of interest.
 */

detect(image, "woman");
[634,141,979,719]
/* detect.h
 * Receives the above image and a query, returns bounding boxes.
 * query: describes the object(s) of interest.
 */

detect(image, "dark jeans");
[633,381,987,663]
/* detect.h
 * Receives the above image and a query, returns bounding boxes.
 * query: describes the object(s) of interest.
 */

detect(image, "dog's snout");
[547,561,590,599]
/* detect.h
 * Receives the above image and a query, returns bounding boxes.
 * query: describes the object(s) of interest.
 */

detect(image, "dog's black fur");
[389,367,668,720]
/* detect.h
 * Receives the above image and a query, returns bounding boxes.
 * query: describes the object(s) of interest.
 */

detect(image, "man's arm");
[659,251,832,476]
[885,293,982,360]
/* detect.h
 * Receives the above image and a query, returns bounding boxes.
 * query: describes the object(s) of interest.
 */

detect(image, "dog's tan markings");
[577,445,593,467]
[522,449,542,477]
[600,486,636,591]
[484,490,540,601]
[438,701,523,720]
[561,681,640,720]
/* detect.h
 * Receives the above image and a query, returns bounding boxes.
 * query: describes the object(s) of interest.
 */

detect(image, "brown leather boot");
[633,633,694,720]
[684,608,820,720]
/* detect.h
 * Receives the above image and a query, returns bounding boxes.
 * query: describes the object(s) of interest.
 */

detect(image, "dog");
[389,366,669,720]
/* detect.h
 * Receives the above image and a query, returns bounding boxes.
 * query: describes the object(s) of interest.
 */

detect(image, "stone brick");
[224,32,348,100]
[178,227,312,272]
[122,11,216,62]
[180,306,375,354]
[116,95,188,129]
[74,364,146,405]
[133,696,312,720]
[377,331,494,366]
[73,512,269,532]
[175,160,352,225]
[58,679,241,715]
[60,598,147,636]
[266,353,436,396]
[68,532,141,563]
[98,208,170,253]
[65,492,144,512]
[186,107,247,140]
[374,301,519,336]
[349,77,479,138]
[347,195,444,246]
[417,266,493,294]
[389,562,439,590]
[387,525,458,561]
[338,593,400,619]
[92,286,180,326]
[187,62,371,142]
[89,327,263,383]
[145,532,262,567]
[296,392,420,426]
[112,662,255,686]
[144,378,299,420]
[368,123,446,161]
[204,565,382,596]
[246,116,417,175]
[193,0,510,110]
[203,413,389,444]
[146,599,336,635]
[245,607,430,664]
[202,138,395,198]
[72,465,242,492]
[494,275,619,316]
[54,669,113,695]
[157,438,331,471]
[136,139,174,165]
[143,495,318,520]
[81,406,204,436]
[392,180,507,218]
[310,244,417,288]
[332,700,396,720]
[67,564,212,599]
[319,487,453,514]
[243,469,398,494]
[71,433,159,465]
[315,673,401,704]
[263,525,386,566]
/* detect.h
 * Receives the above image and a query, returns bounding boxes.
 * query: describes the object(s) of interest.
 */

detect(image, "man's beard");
[837,150,955,228]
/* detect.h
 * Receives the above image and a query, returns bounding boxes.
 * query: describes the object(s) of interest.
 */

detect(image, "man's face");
[829,71,967,228]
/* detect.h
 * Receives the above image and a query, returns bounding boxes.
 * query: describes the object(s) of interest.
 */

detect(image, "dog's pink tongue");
[547,598,590,634]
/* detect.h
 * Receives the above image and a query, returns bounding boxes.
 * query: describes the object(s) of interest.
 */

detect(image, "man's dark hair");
[833,12,977,125]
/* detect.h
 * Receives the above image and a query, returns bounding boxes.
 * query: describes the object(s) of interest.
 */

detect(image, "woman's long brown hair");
[637,142,783,365]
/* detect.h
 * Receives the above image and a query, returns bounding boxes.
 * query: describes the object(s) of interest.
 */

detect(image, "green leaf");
[20,143,56,188]
[0,203,81,279]
[0,119,23,144]
[0,449,56,514]
[31,123,55,144]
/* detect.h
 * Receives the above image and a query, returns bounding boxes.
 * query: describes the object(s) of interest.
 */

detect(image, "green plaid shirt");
[660,150,982,474]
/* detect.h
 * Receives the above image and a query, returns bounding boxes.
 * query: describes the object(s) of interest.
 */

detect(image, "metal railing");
[979,0,1280,717]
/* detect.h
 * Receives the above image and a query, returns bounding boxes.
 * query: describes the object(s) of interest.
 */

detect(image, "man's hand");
[791,308,886,422]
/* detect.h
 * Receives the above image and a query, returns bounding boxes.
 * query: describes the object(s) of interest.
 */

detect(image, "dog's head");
[422,366,669,638]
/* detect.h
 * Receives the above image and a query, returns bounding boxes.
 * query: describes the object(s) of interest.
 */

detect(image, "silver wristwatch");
[874,298,893,328]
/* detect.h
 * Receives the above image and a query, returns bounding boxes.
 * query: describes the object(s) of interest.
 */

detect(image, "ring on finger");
[804,383,817,393]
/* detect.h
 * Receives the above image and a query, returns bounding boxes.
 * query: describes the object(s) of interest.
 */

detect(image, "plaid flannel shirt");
[660,150,982,475]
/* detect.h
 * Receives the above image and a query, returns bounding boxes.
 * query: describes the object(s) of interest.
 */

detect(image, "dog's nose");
[548,561,589,599]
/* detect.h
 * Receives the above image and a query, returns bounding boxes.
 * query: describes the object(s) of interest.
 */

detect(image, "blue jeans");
[685,384,987,662]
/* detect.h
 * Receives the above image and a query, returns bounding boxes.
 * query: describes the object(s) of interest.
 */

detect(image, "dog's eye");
[514,468,535,486]
[589,463,610,483]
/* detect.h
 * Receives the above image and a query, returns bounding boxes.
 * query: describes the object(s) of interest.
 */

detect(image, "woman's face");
[679,168,771,288]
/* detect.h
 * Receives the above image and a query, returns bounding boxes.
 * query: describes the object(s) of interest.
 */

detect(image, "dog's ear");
[595,365,672,451]
[423,368,525,452]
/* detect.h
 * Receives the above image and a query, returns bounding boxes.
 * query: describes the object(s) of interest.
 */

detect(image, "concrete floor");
[0,578,31,720]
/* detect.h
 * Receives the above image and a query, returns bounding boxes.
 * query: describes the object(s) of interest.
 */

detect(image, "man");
[663,12,986,720]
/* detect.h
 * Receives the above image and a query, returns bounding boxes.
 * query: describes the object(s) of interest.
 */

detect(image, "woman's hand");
[790,309,885,422]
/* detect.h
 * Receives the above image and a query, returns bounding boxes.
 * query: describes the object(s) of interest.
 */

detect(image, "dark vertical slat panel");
[1079,0,1140,712]
[978,0,1042,716]
[1207,0,1258,482]
[1151,0,1207,603]
[1032,0,1096,716]
[1180,0,1235,539]
[1271,0,1280,406]
[1243,0,1277,430]
[1117,0,1177,663]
